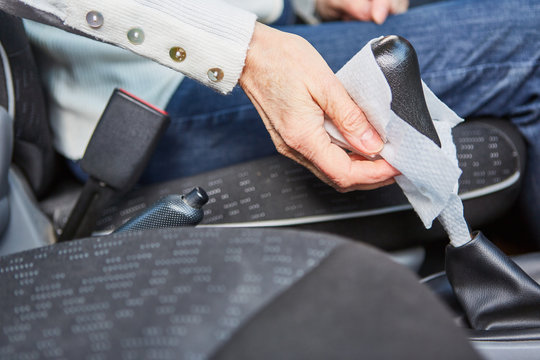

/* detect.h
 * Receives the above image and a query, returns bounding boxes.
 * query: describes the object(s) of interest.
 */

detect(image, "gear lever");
[342,36,540,330]
[446,233,540,331]
[371,36,441,147]
[370,35,540,331]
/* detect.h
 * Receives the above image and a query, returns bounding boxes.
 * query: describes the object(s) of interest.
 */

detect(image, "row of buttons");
[86,10,224,82]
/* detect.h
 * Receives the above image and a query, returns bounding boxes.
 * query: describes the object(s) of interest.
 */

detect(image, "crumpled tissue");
[324,38,470,246]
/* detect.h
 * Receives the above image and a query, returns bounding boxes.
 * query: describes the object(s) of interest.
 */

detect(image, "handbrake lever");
[114,187,208,233]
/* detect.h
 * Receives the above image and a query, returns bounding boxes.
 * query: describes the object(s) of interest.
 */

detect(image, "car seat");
[0,7,535,359]
[0,10,527,254]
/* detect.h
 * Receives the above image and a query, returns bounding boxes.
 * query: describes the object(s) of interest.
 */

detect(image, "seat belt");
[0,11,56,198]
[58,89,170,241]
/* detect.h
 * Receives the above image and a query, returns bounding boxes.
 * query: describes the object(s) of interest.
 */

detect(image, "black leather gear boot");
[446,231,540,331]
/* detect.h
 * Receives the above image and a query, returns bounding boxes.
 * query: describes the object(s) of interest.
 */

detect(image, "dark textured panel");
[455,121,520,193]
[212,242,480,360]
[95,120,520,232]
[0,228,341,359]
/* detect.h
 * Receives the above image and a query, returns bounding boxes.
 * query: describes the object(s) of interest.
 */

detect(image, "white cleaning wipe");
[325,38,470,246]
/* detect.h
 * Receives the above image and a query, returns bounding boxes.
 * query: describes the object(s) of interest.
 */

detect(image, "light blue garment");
[22,0,287,160]
[23,20,184,159]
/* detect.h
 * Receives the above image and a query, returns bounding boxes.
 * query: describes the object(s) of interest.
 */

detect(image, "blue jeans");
[139,0,539,236]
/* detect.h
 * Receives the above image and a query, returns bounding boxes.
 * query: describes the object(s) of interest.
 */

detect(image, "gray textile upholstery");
[213,241,480,360]
[0,228,340,359]
[0,228,479,359]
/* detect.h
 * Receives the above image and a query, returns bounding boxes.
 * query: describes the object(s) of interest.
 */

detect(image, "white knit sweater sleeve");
[17,0,257,94]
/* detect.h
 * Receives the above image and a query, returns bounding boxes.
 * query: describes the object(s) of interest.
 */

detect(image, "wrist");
[240,22,272,89]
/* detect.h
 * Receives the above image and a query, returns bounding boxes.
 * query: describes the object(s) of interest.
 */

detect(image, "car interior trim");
[196,171,520,229]
[0,42,14,118]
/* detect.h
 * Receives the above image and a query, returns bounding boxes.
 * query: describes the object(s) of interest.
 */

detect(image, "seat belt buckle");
[59,89,170,241]
[80,88,170,191]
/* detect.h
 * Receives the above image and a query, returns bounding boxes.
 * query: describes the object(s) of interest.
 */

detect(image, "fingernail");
[360,128,384,153]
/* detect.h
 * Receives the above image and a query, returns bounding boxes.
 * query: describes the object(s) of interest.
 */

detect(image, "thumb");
[321,81,384,155]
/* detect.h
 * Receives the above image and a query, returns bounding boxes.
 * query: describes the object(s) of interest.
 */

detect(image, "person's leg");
[143,0,539,234]
[291,0,540,239]
[140,80,270,183]
[409,0,448,8]
[139,0,296,184]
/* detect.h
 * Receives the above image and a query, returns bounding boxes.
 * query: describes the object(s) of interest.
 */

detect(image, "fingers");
[291,143,399,192]
[317,79,384,156]
[320,0,406,23]
[310,141,399,191]
[286,124,399,191]
[300,151,398,192]
[240,25,399,193]
[265,110,399,192]
[371,0,391,24]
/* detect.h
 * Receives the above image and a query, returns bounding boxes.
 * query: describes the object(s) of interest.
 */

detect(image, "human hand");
[316,0,409,24]
[240,23,399,192]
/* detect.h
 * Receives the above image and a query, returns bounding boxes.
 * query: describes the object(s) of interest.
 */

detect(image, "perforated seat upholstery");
[1,228,479,359]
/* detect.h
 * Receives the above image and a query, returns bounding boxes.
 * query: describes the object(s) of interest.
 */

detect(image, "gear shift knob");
[324,35,442,155]
[371,36,441,147]
[368,36,540,332]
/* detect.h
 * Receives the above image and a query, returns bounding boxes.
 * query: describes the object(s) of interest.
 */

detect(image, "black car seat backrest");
[0,11,56,198]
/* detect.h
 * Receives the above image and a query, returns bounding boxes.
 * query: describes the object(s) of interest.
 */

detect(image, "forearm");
[0,0,256,93]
